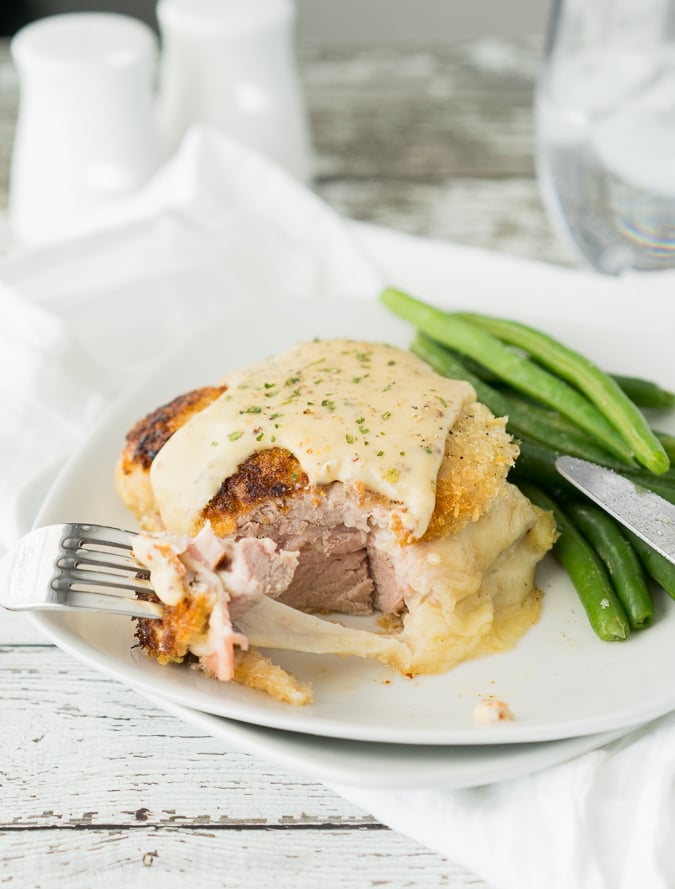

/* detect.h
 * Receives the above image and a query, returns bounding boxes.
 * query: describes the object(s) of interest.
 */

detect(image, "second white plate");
[143,692,633,789]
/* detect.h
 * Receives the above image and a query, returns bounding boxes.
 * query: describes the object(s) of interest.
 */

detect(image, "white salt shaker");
[9,13,161,246]
[156,0,313,183]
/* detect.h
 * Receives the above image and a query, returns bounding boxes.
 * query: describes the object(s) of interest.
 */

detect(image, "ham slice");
[132,524,299,680]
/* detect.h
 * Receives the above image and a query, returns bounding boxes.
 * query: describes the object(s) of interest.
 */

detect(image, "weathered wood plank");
[301,38,542,181]
[316,176,569,264]
[0,647,493,886]
[0,827,481,889]
[0,646,373,827]
[0,41,16,206]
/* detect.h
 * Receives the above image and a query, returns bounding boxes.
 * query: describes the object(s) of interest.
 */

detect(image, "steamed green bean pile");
[381,286,675,642]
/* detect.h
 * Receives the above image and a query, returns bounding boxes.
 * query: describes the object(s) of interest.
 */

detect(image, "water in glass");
[536,0,675,273]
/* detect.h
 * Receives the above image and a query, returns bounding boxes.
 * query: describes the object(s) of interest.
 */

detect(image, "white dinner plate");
[32,292,675,746]
[142,692,633,789]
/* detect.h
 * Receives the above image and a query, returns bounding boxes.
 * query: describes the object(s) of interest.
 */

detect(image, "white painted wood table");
[0,35,570,889]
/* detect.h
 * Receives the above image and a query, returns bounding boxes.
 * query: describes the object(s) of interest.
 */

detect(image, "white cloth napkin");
[2,126,675,889]
[0,126,381,547]
[337,712,675,889]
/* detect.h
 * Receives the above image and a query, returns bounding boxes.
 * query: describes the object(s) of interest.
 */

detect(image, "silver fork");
[0,523,163,619]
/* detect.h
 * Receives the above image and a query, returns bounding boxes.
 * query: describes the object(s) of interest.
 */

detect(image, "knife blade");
[555,456,675,566]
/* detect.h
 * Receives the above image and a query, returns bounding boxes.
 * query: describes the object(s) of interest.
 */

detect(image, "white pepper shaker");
[9,13,161,246]
[156,0,313,183]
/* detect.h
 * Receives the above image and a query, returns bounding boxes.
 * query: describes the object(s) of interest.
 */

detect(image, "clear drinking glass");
[535,0,675,273]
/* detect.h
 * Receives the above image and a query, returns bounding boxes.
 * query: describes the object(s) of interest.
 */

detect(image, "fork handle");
[0,525,61,612]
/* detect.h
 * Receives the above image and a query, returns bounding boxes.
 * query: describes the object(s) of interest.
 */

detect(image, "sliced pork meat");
[236,486,374,614]
[367,545,407,615]
[279,542,373,615]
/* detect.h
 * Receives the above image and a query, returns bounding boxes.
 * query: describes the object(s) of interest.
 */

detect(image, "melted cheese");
[150,339,475,537]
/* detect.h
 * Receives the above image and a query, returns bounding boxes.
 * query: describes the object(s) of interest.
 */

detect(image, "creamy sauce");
[150,339,475,537]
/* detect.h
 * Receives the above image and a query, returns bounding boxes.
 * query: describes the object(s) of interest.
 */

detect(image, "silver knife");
[556,455,675,566]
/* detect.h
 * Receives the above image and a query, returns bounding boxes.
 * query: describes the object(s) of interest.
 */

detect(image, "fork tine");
[61,523,135,551]
[57,549,150,577]
[52,571,152,596]
[61,588,162,618]
[55,524,160,614]
[53,522,154,596]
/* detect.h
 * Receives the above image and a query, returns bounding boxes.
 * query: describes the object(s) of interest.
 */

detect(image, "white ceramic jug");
[9,13,161,246]
[156,0,313,183]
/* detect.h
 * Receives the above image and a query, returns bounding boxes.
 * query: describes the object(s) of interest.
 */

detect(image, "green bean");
[623,472,675,506]
[438,346,502,384]
[627,533,675,600]
[518,484,630,641]
[459,311,669,475]
[509,438,574,491]
[503,391,630,469]
[380,288,634,463]
[410,334,510,416]
[613,375,675,409]
[655,431,675,463]
[565,501,653,630]
[511,436,675,506]
[439,350,674,409]
[414,333,631,470]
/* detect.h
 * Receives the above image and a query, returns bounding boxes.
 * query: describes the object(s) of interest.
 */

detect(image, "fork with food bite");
[0,523,163,619]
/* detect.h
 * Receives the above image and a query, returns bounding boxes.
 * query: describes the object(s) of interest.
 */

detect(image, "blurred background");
[0,0,547,41]
[0,0,559,262]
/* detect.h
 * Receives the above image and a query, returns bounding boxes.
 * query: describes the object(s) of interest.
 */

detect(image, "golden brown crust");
[122,385,227,472]
[421,402,518,542]
[230,649,313,705]
[203,448,310,536]
[134,590,210,665]
[116,386,227,530]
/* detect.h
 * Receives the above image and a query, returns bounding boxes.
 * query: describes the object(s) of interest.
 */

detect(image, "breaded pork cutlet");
[116,339,556,704]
